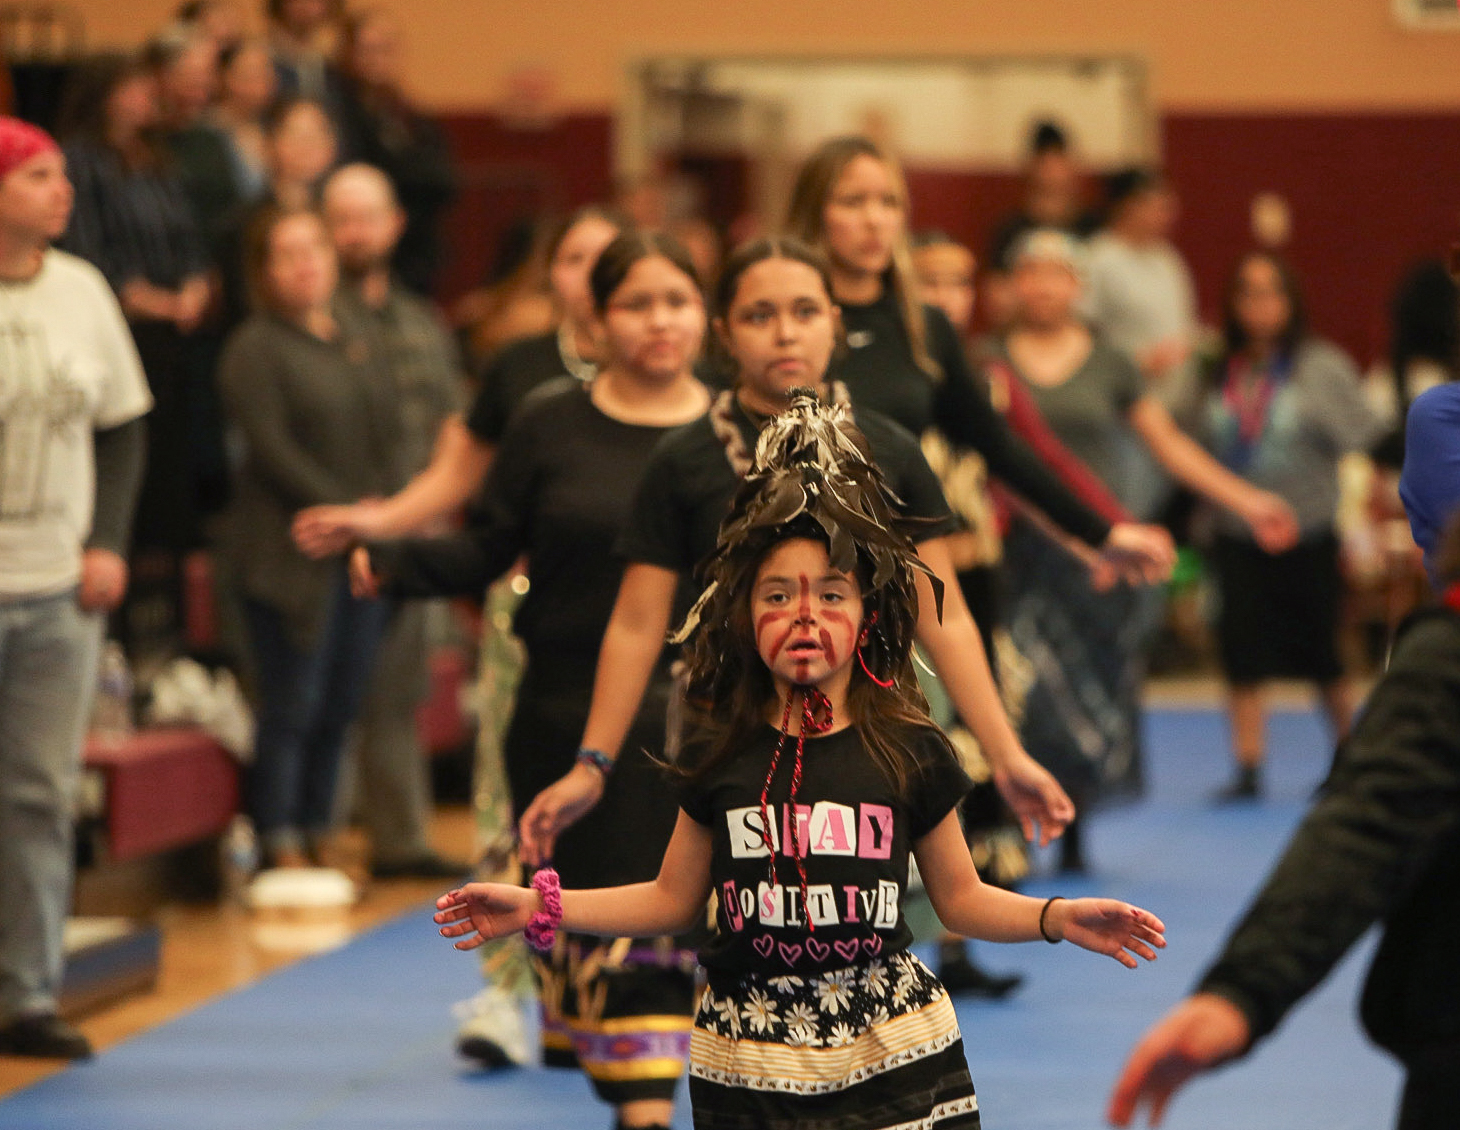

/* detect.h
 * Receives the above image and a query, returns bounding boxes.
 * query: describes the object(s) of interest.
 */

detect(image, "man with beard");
[315,162,466,878]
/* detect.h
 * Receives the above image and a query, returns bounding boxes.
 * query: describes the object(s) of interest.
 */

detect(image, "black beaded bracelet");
[1039,896,1065,944]
[576,748,614,776]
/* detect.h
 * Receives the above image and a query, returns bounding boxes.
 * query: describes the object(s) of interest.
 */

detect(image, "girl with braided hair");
[435,389,1166,1130]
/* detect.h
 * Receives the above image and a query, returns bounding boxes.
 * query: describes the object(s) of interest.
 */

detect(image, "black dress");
[371,381,699,1105]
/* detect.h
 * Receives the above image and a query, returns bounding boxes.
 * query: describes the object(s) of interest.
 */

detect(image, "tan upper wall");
[62,0,1460,112]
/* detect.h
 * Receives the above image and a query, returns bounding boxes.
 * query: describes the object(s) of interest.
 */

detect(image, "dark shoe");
[370,852,469,880]
[1213,766,1261,804]
[454,986,529,1069]
[0,1013,94,1059]
[456,1033,516,1069]
[937,954,1024,999]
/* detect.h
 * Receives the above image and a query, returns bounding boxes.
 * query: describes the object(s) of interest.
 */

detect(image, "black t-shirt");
[681,724,972,976]
[832,292,1111,548]
[466,331,573,444]
[377,382,692,683]
[616,395,959,573]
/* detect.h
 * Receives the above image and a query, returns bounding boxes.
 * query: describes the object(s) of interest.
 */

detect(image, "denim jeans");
[0,590,104,1021]
[242,574,391,856]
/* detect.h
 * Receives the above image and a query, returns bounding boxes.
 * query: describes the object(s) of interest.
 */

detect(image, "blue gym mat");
[0,707,1404,1129]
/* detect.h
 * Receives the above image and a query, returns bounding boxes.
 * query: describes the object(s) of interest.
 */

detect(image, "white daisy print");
[766,974,805,996]
[861,960,889,998]
[784,1022,820,1047]
[825,1021,857,1047]
[816,969,857,1016]
[741,987,780,1034]
[783,1001,818,1029]
[712,994,741,1037]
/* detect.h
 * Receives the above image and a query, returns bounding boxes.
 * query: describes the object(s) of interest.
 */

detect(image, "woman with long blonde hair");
[784,135,1162,578]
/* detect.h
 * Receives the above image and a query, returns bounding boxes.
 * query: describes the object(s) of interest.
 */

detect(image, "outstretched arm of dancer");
[293,416,494,556]
[517,562,679,865]
[915,811,1166,967]
[1108,608,1460,1126]
[1106,994,1251,1126]
[1127,398,1299,553]
[913,536,1076,845]
[436,811,713,948]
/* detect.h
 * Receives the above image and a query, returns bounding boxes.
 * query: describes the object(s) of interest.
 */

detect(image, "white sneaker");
[452,985,531,1068]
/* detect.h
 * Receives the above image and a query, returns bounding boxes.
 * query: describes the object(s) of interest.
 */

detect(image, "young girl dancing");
[434,391,1166,1130]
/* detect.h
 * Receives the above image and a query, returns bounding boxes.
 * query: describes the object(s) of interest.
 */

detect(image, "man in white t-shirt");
[0,117,152,1059]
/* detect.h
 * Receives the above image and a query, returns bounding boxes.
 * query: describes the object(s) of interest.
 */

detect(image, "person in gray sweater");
[1201,251,1384,802]
[218,203,397,868]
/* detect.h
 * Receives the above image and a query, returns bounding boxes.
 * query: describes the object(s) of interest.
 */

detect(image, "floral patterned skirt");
[689,951,980,1130]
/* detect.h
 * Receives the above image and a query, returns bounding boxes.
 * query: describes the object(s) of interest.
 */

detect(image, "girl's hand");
[1047,898,1166,969]
[292,499,386,559]
[991,754,1075,847]
[433,882,541,950]
[518,762,607,867]
[349,545,381,599]
[1241,491,1300,554]
[1098,523,1177,586]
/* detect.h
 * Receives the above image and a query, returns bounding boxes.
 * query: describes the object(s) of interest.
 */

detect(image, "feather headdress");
[672,387,941,670]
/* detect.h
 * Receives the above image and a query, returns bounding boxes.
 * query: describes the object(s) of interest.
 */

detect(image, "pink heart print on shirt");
[834,939,861,963]
[777,942,804,965]
[862,936,883,956]
[806,937,831,963]
[752,935,774,959]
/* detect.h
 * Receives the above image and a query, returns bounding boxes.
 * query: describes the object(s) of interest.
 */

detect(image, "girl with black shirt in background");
[354,233,710,1130]
[785,139,1179,879]
[291,203,628,1070]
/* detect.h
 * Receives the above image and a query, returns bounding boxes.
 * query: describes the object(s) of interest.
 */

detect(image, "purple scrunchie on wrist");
[524,867,562,952]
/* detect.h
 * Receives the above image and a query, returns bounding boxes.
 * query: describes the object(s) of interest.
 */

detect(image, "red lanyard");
[1223,358,1278,445]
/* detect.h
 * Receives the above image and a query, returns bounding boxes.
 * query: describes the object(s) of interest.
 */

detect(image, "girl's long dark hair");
[671,393,949,796]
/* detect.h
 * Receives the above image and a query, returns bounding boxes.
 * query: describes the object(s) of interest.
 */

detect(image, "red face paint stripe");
[759,613,795,664]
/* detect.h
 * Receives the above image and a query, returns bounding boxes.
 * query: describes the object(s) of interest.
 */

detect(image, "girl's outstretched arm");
[913,812,1166,969]
[436,811,713,949]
